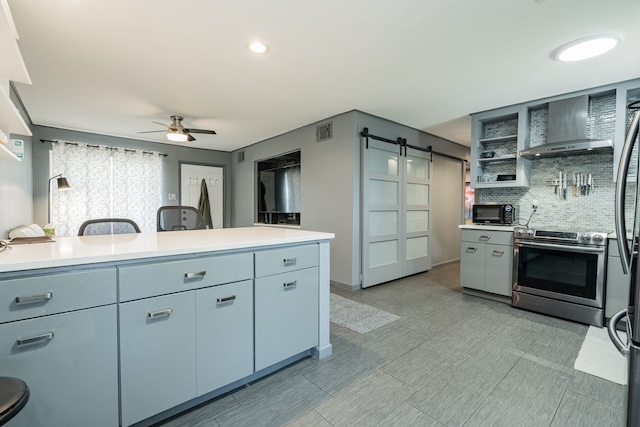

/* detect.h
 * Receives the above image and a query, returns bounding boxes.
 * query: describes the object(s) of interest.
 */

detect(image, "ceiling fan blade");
[152,121,169,127]
[184,128,217,135]
[187,133,196,142]
[137,130,166,134]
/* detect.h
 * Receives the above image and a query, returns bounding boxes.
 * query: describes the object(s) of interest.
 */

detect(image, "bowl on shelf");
[496,174,516,181]
[480,151,496,158]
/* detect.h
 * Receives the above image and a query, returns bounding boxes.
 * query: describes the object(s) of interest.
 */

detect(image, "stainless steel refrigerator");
[610,108,640,426]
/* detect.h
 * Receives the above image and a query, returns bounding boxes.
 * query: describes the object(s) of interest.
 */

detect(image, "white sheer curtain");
[51,141,163,236]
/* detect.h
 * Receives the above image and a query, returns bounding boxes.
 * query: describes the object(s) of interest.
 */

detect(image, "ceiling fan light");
[167,130,188,142]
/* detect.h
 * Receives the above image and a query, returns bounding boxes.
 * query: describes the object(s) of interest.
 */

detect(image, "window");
[50,141,163,236]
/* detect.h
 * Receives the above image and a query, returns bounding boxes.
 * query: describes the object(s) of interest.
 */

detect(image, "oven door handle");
[515,241,605,254]
[615,110,640,275]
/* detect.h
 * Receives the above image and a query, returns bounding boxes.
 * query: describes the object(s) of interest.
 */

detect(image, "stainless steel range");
[512,227,608,327]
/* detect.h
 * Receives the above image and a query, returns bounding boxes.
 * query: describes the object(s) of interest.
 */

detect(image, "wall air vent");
[316,122,332,142]
[237,150,245,163]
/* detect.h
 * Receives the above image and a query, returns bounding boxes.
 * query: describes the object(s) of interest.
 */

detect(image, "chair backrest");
[78,218,141,236]
[157,206,206,232]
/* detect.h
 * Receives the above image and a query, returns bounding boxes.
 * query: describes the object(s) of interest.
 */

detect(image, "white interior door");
[403,147,431,275]
[361,139,403,288]
[180,164,224,229]
[361,140,431,288]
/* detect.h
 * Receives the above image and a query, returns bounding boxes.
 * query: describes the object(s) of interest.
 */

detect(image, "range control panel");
[514,227,608,246]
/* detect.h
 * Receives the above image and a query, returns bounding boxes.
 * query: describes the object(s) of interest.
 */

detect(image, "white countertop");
[458,224,515,232]
[0,226,334,273]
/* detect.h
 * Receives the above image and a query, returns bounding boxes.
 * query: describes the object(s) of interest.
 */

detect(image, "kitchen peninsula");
[0,226,333,427]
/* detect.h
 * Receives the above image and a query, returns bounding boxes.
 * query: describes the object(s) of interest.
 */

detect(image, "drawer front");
[196,279,254,395]
[255,244,319,277]
[119,252,253,301]
[0,268,116,324]
[461,229,513,246]
[0,305,119,427]
[119,291,197,426]
[255,267,319,371]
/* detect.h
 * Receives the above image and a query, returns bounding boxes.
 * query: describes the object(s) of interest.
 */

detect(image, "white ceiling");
[7,0,640,152]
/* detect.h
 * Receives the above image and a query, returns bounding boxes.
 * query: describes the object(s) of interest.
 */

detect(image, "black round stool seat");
[0,377,29,426]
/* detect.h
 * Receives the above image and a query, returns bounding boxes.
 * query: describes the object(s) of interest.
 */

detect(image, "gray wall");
[0,87,34,238]
[0,133,33,238]
[30,126,232,233]
[231,110,469,288]
[231,112,361,287]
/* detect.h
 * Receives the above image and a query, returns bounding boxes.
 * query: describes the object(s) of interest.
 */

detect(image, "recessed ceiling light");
[552,34,620,62]
[248,41,269,54]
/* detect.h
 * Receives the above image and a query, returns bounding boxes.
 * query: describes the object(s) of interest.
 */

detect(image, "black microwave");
[472,204,514,225]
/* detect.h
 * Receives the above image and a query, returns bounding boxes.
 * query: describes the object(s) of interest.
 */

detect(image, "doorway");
[180,163,224,229]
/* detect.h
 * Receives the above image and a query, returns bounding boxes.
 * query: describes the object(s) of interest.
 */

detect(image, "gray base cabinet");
[255,267,319,371]
[0,268,118,427]
[0,241,326,427]
[196,279,254,395]
[460,229,513,297]
[119,292,197,427]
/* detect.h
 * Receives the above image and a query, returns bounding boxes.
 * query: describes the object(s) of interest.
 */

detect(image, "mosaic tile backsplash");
[478,154,617,232]
[477,93,624,233]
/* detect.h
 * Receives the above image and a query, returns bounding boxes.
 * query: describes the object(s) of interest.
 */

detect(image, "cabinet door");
[255,267,319,371]
[119,292,196,427]
[484,244,513,296]
[0,305,118,427]
[196,280,254,395]
[460,242,486,291]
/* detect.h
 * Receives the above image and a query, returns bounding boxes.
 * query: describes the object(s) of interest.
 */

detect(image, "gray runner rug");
[330,293,400,334]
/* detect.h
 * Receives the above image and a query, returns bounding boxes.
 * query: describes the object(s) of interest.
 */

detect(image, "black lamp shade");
[57,177,70,190]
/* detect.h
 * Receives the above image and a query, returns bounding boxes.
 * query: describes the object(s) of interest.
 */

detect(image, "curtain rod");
[40,139,168,157]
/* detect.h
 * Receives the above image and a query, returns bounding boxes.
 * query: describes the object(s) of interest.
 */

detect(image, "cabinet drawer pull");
[217,295,236,303]
[17,331,54,347]
[479,235,491,241]
[15,292,53,305]
[283,281,297,288]
[492,250,505,256]
[283,258,297,266]
[184,271,207,280]
[466,247,477,253]
[148,308,173,319]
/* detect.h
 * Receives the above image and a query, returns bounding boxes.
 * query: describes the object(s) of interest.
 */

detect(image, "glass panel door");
[403,148,431,275]
[361,139,402,288]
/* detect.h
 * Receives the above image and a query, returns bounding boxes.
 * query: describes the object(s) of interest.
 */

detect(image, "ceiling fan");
[138,115,216,142]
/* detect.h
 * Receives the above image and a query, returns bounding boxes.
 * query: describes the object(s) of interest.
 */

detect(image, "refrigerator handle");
[615,110,640,274]
[608,308,631,356]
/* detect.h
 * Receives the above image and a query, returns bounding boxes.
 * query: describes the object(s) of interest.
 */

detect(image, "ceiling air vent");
[316,122,332,142]
[237,150,245,163]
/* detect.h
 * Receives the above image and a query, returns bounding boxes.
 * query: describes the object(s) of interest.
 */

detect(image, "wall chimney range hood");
[519,95,613,159]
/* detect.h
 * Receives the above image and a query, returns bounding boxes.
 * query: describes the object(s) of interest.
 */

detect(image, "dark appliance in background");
[512,227,608,327]
[472,204,514,225]
[609,107,640,427]
[258,164,301,225]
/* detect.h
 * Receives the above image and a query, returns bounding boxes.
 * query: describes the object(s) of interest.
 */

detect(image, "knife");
[588,173,592,195]
[559,171,562,200]
[563,172,567,200]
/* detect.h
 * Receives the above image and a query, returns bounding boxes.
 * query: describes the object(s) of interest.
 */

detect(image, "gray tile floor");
[155,262,627,427]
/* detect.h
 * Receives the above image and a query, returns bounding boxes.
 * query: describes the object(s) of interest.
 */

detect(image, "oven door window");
[518,246,598,299]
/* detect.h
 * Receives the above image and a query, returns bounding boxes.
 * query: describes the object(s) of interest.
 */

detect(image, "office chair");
[157,206,206,232]
[78,218,141,236]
